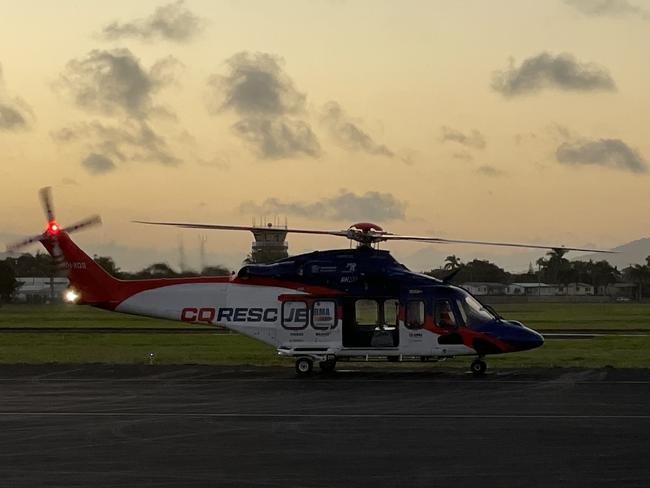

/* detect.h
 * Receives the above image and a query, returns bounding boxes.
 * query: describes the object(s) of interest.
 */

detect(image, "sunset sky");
[2,0,650,271]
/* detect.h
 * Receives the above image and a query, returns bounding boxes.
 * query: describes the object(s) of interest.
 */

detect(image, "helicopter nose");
[509,327,544,351]
[495,322,544,352]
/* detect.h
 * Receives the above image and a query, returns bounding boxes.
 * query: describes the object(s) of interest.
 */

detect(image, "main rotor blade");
[381,235,616,254]
[133,220,349,238]
[65,215,102,234]
[133,220,616,254]
[6,233,46,253]
[39,186,55,223]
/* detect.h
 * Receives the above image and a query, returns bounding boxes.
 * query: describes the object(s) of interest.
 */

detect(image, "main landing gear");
[295,356,337,376]
[295,357,314,375]
[319,358,337,373]
[470,358,487,376]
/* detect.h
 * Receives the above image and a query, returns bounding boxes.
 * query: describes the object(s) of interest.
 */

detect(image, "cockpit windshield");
[458,292,496,328]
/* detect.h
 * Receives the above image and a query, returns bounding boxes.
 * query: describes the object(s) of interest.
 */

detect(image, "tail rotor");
[6,187,102,274]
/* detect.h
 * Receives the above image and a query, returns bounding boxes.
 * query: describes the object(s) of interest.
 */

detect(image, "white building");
[597,283,636,299]
[461,282,507,296]
[15,277,69,303]
[557,283,595,296]
[506,282,559,296]
[507,282,596,296]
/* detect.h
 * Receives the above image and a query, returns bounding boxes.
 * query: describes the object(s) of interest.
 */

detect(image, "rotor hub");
[346,222,388,246]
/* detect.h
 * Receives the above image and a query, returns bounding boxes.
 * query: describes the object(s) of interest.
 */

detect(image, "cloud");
[55,50,183,174]
[52,120,181,174]
[319,101,394,157]
[58,49,180,119]
[477,165,504,177]
[0,63,34,131]
[198,153,230,170]
[0,104,28,130]
[514,132,538,146]
[240,190,407,221]
[208,51,306,116]
[440,126,486,150]
[101,1,205,42]
[564,0,648,18]
[207,51,321,160]
[452,151,474,162]
[492,52,616,97]
[82,153,116,175]
[232,117,321,159]
[556,138,647,173]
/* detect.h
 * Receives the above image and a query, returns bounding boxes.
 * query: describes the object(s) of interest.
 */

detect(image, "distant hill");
[579,237,650,268]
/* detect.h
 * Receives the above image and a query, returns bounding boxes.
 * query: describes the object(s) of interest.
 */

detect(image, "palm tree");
[543,248,570,284]
[444,255,462,271]
[547,248,569,260]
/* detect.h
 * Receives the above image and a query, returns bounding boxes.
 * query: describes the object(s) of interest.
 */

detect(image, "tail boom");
[40,232,231,310]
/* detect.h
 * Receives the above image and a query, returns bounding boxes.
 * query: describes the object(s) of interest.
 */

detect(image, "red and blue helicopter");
[7,188,614,375]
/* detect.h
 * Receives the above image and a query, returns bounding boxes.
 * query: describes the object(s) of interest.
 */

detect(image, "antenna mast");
[198,235,207,273]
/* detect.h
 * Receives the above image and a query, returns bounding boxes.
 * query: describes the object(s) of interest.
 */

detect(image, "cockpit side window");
[456,299,468,326]
[458,293,496,329]
[405,300,425,329]
[435,300,458,329]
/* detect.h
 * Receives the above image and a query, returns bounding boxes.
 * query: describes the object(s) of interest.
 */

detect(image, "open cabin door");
[276,294,341,350]
[341,297,399,348]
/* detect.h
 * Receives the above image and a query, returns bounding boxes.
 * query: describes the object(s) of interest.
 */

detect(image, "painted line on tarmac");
[0,412,648,419]
[0,377,648,384]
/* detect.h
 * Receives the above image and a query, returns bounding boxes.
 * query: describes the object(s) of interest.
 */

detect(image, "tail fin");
[41,232,122,306]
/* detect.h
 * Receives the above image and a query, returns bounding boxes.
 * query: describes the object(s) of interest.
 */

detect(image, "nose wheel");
[470,359,487,376]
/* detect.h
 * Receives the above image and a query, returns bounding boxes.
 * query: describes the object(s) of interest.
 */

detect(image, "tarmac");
[0,364,648,487]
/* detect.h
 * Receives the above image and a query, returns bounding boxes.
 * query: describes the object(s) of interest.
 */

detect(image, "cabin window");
[435,300,457,329]
[281,301,308,329]
[405,300,425,329]
[355,299,379,326]
[383,299,399,327]
[312,300,336,330]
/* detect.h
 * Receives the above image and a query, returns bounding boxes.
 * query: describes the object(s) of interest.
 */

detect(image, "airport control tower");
[247,218,289,264]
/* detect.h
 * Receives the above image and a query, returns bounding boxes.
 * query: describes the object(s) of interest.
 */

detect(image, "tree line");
[428,249,650,298]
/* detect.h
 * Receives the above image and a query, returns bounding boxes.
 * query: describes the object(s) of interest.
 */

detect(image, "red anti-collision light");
[47,221,60,235]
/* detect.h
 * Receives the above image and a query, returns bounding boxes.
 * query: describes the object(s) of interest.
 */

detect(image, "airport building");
[461,282,507,296]
[14,277,69,303]
[248,218,289,264]
[463,282,598,297]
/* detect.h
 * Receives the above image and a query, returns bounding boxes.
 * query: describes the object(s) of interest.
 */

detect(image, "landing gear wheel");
[295,357,314,376]
[470,359,487,376]
[319,359,336,373]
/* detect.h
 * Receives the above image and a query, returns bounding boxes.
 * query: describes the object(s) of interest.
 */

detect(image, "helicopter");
[7,188,615,375]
